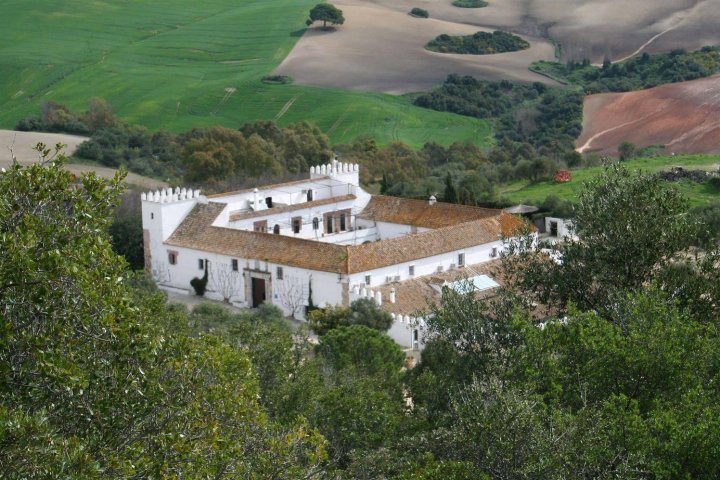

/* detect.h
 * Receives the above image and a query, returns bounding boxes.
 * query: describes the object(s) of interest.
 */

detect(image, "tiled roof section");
[165,203,526,274]
[228,194,356,222]
[165,203,350,273]
[207,177,330,199]
[359,196,499,228]
[376,261,504,317]
[345,213,524,274]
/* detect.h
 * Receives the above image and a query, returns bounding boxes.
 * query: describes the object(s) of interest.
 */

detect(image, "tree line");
[532,45,720,94]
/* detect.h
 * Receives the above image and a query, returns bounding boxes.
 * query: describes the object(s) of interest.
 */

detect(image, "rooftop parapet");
[310,158,360,186]
[141,187,201,203]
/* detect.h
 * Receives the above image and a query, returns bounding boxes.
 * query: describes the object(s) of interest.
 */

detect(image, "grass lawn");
[0,0,491,148]
[500,154,720,207]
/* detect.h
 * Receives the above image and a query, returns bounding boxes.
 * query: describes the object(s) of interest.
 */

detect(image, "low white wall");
[349,239,504,288]
[149,245,342,319]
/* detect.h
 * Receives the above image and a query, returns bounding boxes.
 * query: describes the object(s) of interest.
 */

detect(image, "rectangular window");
[168,252,177,265]
[198,259,204,270]
[409,265,415,276]
[458,253,465,267]
[292,216,302,234]
[365,275,371,286]
[232,259,238,271]
[340,213,346,231]
[326,215,334,234]
[277,266,284,280]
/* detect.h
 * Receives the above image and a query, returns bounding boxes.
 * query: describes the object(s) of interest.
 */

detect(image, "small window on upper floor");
[292,217,301,234]
[409,265,415,276]
[458,253,465,267]
[277,266,284,280]
[168,252,177,265]
[273,224,280,235]
[307,190,313,202]
[198,259,205,270]
[232,259,239,271]
[312,217,319,230]
[150,212,154,220]
[365,275,371,286]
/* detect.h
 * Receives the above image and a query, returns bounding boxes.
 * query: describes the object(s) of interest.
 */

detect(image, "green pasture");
[500,154,720,207]
[0,0,491,147]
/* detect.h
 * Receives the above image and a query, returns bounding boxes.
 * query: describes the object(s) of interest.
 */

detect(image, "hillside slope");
[0,0,490,147]
[577,75,720,155]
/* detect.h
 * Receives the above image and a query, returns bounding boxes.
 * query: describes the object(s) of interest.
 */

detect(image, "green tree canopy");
[504,165,698,318]
[0,146,326,477]
[307,3,345,28]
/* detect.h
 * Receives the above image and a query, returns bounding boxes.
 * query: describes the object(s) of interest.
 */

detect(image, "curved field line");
[613,25,679,63]
[577,117,646,153]
[598,0,708,65]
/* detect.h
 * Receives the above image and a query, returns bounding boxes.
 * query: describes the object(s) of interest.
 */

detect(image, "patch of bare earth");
[274,0,720,93]
[274,1,558,93]
[576,74,720,155]
[0,130,166,189]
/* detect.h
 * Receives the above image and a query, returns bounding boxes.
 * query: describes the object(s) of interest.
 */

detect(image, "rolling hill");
[0,0,491,148]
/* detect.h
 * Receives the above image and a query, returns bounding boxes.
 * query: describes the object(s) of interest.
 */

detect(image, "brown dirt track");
[275,0,720,93]
[0,130,166,189]
[576,74,720,155]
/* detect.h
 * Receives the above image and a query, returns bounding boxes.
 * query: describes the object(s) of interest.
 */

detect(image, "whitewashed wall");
[545,217,574,239]
[151,244,342,319]
[348,239,505,288]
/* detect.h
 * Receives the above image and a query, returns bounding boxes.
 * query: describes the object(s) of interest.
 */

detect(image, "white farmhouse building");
[141,160,524,349]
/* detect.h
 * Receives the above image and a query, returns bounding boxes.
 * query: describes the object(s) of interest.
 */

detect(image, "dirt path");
[0,130,166,189]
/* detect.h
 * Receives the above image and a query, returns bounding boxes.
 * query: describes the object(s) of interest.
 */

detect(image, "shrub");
[426,31,529,55]
[308,298,393,335]
[554,170,571,183]
[452,0,488,7]
[409,7,429,18]
[261,75,293,85]
[190,262,209,296]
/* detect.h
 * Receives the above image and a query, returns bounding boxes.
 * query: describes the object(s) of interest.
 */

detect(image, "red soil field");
[576,74,720,155]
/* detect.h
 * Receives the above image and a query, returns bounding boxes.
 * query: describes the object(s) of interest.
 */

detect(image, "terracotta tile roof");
[164,202,526,275]
[228,194,356,222]
[207,177,330,199]
[344,213,524,273]
[358,196,499,228]
[375,261,504,317]
[165,203,350,273]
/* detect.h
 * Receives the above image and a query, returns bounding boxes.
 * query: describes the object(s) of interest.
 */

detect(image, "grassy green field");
[0,0,491,148]
[500,154,720,207]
